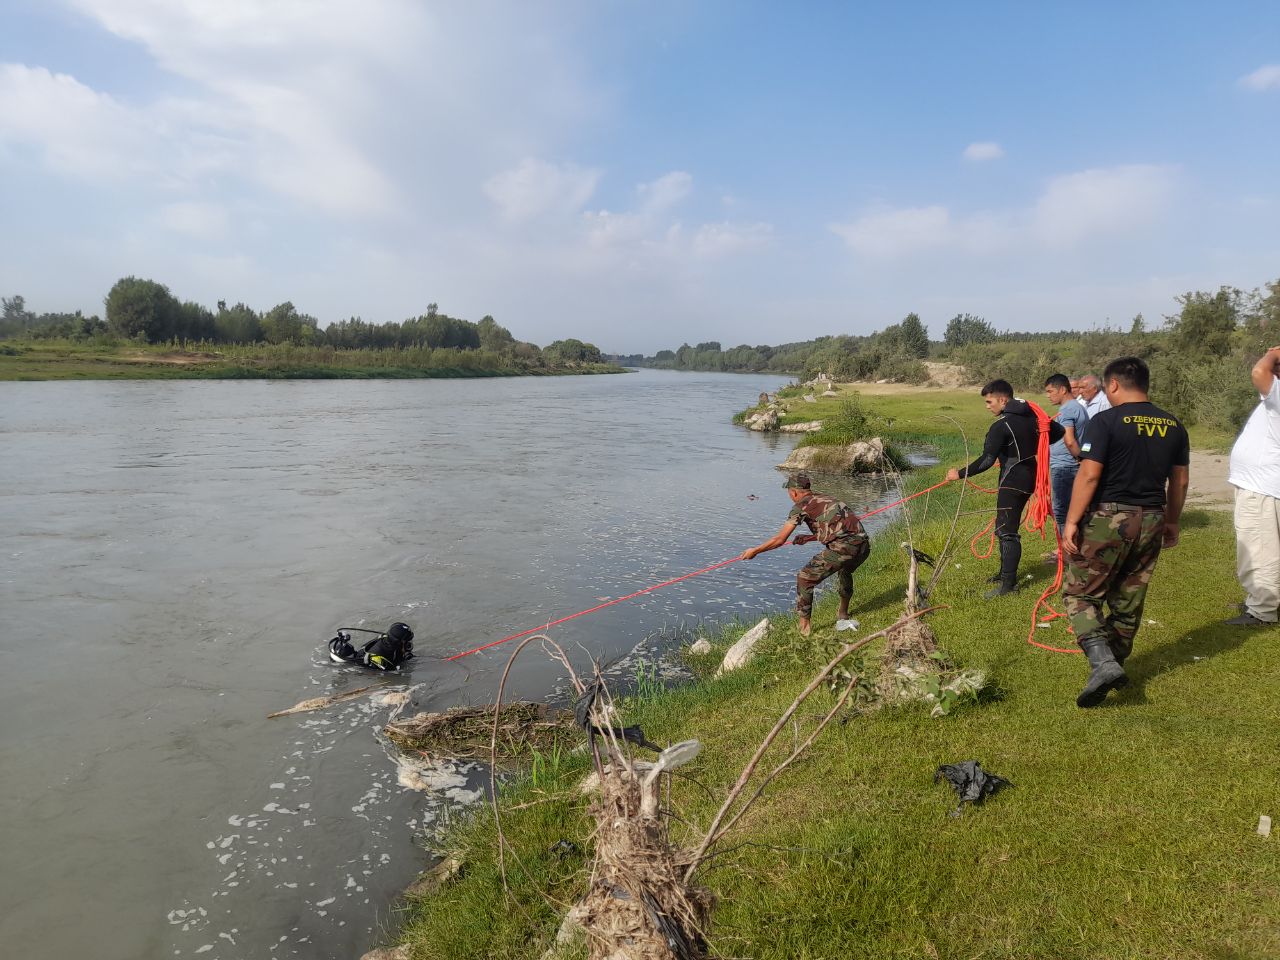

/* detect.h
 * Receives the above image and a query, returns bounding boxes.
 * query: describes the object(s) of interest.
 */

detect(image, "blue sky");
[1,1,1277,352]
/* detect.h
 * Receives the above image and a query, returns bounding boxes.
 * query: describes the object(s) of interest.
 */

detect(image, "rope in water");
[444,479,953,662]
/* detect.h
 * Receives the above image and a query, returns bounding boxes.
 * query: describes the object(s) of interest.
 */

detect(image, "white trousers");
[1234,486,1280,622]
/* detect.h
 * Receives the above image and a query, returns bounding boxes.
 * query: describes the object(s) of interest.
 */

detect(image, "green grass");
[0,338,625,380]
[395,389,1275,960]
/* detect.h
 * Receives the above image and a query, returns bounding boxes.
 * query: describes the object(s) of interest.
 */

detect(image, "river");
[0,369,899,959]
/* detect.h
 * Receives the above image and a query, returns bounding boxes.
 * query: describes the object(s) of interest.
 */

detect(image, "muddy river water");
[0,369,900,959]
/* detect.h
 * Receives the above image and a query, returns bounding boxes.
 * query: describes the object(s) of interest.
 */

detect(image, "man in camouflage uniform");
[1061,357,1189,708]
[739,473,871,636]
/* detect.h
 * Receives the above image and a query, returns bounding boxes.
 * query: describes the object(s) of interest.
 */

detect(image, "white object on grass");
[835,619,860,632]
[1260,815,1272,838]
[716,618,770,676]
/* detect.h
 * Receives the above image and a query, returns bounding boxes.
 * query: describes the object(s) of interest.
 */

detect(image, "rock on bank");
[778,438,889,474]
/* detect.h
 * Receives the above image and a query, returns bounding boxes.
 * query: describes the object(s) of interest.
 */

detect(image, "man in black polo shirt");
[1061,356,1190,708]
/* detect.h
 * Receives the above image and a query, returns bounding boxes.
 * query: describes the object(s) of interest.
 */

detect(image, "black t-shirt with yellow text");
[1080,401,1190,507]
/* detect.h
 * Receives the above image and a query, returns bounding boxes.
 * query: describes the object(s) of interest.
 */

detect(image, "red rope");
[444,479,954,662]
[444,557,742,661]
[959,409,1079,656]
[1022,400,1079,654]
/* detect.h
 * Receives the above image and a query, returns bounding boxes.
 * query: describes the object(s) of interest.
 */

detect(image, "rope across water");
[444,472,1078,662]
[445,480,951,662]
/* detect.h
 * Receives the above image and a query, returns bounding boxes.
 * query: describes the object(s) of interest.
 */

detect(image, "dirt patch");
[923,361,970,389]
[122,351,223,365]
[1187,450,1233,511]
[833,363,968,393]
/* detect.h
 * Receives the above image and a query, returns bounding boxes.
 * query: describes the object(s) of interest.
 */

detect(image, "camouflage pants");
[797,537,870,617]
[1062,504,1165,661]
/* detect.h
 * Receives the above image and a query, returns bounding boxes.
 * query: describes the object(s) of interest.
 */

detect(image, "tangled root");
[575,770,713,960]
[875,616,948,700]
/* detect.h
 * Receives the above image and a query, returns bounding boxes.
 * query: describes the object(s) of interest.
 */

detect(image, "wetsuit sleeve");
[1048,420,1065,444]
[958,421,1003,478]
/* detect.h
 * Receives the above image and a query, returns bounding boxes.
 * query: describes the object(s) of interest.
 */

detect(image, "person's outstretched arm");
[946,421,1002,481]
[739,520,799,560]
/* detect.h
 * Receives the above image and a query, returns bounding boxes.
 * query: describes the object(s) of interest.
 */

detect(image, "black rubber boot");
[1077,636,1128,708]
[983,539,1020,598]
[1108,633,1134,665]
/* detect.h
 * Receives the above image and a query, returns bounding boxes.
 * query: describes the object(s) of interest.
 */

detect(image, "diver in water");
[328,622,415,671]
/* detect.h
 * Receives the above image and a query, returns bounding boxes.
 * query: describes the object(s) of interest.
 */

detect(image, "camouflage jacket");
[787,492,867,545]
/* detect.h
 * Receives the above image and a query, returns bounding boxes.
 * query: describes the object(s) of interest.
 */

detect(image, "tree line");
[631,277,1280,432]
[1,279,604,367]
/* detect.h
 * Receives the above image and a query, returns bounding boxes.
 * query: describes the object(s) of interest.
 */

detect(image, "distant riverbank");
[0,339,625,380]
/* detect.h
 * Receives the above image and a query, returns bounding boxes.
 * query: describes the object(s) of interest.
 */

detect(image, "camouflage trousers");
[1062,504,1165,661]
[797,536,870,618]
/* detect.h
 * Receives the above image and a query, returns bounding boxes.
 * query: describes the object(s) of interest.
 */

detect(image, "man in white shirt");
[1227,346,1280,626]
[1077,373,1112,419]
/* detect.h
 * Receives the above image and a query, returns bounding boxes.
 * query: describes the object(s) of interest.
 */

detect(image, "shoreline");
[0,340,627,381]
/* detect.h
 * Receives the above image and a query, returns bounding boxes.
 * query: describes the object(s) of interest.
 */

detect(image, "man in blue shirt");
[1044,373,1089,550]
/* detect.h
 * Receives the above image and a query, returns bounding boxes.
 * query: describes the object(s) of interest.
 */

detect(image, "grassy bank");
[739,381,1234,459]
[394,387,1275,960]
[0,339,625,380]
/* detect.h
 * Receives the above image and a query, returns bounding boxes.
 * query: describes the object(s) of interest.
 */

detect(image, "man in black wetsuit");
[946,379,1063,598]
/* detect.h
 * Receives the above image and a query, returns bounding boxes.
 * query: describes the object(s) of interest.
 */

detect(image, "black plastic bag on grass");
[935,760,1012,817]
[573,681,661,752]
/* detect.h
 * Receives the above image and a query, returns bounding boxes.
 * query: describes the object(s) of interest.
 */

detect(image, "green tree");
[899,312,929,358]
[1166,288,1239,358]
[260,301,319,344]
[943,313,996,347]
[214,302,262,343]
[477,315,515,353]
[105,277,180,341]
[544,338,602,363]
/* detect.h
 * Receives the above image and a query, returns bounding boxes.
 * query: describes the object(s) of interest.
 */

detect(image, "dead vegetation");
[385,703,579,762]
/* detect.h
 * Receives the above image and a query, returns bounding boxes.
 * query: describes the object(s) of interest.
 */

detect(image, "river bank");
[0,338,625,380]
[387,384,1278,959]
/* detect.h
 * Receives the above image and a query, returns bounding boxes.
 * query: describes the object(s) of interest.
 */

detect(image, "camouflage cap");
[783,473,812,490]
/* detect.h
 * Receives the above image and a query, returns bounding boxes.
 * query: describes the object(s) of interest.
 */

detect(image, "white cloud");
[38,1,605,220]
[1033,165,1176,247]
[829,205,952,258]
[637,171,692,212]
[0,64,154,179]
[691,221,773,258]
[830,164,1177,259]
[157,201,229,239]
[1239,64,1280,91]
[583,171,694,249]
[484,158,601,222]
[963,141,1004,161]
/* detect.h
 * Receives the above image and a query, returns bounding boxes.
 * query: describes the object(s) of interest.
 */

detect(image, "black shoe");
[1077,637,1128,708]
[1224,612,1273,627]
[984,580,1018,599]
[985,572,1002,584]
